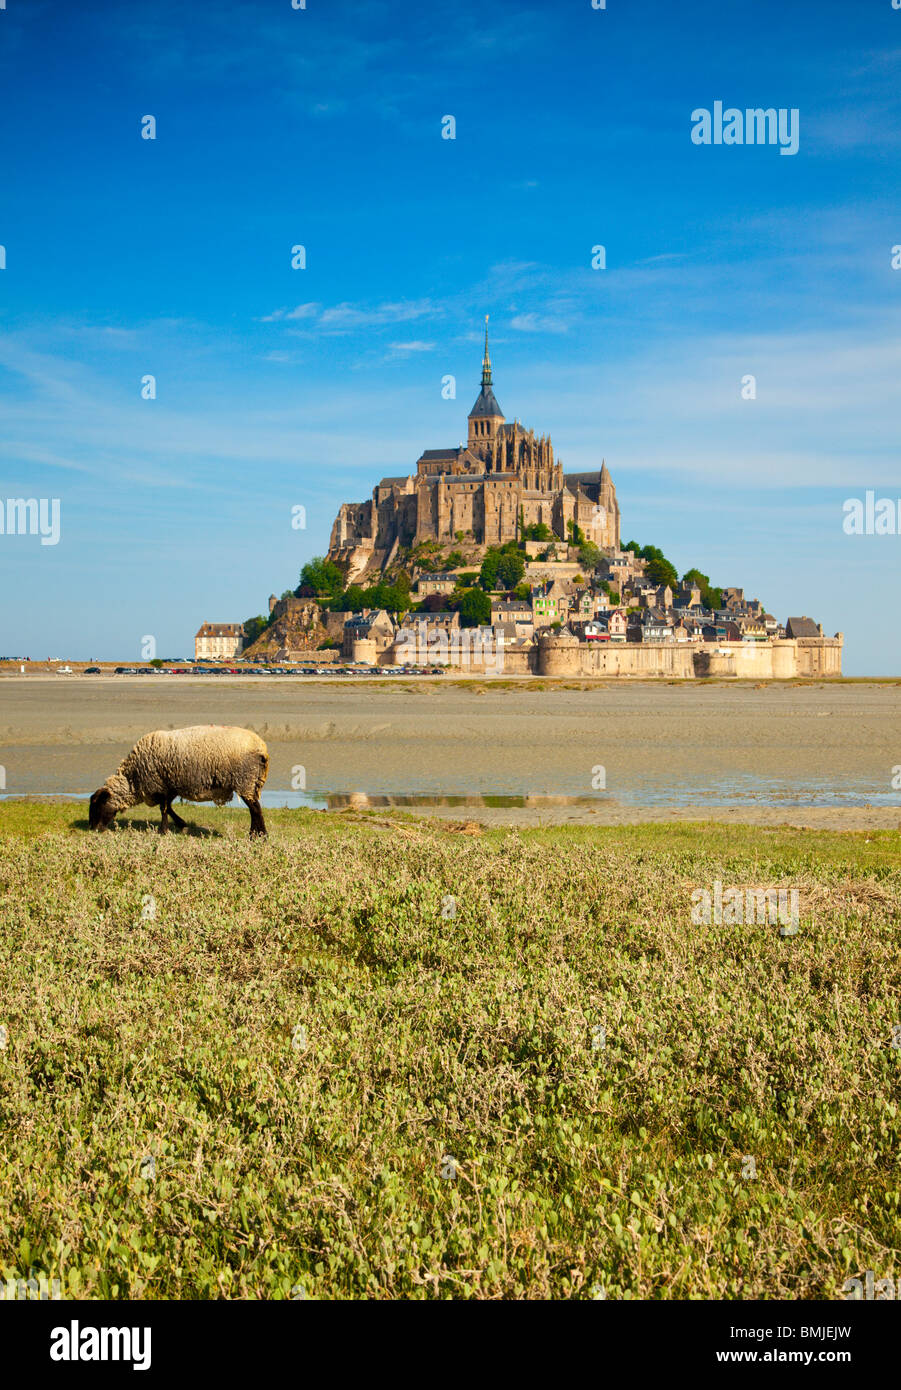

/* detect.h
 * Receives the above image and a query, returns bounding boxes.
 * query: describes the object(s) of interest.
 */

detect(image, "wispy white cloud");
[260,298,443,333]
[510,313,569,334]
[385,341,436,359]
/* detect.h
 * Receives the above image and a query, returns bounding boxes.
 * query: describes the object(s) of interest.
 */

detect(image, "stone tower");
[467,317,505,456]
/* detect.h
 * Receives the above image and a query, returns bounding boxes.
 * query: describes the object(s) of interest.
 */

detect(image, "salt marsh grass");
[1,803,899,1299]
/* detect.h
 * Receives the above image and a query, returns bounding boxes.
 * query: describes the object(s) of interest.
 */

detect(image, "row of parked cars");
[104,664,446,677]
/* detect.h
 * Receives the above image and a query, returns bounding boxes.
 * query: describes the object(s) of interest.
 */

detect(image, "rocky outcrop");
[242,596,336,658]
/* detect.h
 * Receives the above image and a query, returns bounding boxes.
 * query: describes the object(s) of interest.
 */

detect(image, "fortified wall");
[382,633,844,677]
[535,634,843,679]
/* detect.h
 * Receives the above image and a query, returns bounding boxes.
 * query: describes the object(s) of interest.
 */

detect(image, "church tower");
[467,317,505,458]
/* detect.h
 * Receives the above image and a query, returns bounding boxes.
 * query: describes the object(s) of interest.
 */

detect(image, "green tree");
[298,557,343,600]
[638,545,678,591]
[625,541,678,591]
[342,585,366,611]
[682,568,722,610]
[480,550,501,591]
[459,587,491,627]
[513,582,531,601]
[445,550,464,568]
[242,615,268,645]
[496,550,525,589]
[578,541,601,572]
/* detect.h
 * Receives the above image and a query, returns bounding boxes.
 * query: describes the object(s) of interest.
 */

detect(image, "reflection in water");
[257,790,607,810]
[3,778,900,811]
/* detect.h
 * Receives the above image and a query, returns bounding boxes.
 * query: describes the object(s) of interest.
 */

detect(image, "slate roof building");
[785,616,822,639]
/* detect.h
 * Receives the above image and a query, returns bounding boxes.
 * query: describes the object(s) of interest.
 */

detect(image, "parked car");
[82,666,101,674]
[56,665,73,674]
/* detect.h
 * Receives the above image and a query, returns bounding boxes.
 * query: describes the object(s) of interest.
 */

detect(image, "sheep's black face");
[88,787,117,830]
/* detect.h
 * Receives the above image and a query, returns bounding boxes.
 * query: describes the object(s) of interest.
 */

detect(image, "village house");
[785,616,823,639]
[702,618,741,643]
[601,551,647,588]
[490,600,534,637]
[400,610,461,639]
[531,577,573,626]
[593,609,628,642]
[672,614,704,642]
[676,581,703,608]
[342,609,397,658]
[414,571,458,597]
[194,622,245,660]
[628,610,674,643]
[735,616,768,642]
[638,584,673,610]
[571,587,603,621]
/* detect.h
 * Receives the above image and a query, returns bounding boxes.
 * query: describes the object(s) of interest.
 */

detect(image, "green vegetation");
[622,542,679,593]
[682,567,724,612]
[623,544,728,611]
[1,804,898,1299]
[298,557,344,602]
[338,574,410,615]
[458,587,491,628]
[480,544,525,593]
[242,615,270,645]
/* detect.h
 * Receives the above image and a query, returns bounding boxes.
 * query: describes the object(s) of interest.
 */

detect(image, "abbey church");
[328,325,621,581]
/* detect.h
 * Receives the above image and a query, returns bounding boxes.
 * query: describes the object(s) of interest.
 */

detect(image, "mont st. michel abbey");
[328,325,621,581]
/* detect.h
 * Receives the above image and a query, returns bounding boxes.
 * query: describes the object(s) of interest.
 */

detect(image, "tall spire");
[482,314,492,387]
[468,315,504,438]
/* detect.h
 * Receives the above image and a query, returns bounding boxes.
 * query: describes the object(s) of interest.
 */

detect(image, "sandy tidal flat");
[1,677,899,828]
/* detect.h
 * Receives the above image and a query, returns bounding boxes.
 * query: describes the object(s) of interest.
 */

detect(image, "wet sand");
[1,677,900,829]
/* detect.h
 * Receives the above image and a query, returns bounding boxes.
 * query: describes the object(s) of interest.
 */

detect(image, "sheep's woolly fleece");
[104,725,269,809]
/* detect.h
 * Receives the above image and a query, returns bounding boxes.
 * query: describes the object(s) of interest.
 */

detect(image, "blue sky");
[0,0,898,670]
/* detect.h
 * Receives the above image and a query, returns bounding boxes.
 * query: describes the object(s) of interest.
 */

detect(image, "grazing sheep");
[88,725,269,837]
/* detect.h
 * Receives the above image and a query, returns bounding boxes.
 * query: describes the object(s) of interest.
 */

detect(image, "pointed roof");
[599,459,612,487]
[469,315,504,419]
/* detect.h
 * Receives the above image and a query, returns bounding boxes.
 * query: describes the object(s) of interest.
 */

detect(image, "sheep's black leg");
[166,799,188,831]
[242,796,267,838]
[158,801,169,834]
